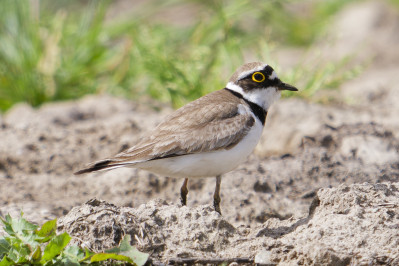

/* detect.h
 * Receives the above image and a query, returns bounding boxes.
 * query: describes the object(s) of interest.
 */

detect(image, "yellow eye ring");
[252,72,265,83]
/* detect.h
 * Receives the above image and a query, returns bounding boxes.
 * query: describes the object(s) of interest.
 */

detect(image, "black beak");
[278,82,298,91]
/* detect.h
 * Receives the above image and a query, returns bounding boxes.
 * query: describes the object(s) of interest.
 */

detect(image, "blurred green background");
[0,0,375,111]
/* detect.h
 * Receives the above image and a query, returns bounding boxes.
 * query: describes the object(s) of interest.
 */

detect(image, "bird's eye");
[252,72,265,83]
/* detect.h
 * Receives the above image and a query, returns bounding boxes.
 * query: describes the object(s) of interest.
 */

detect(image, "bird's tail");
[74,141,155,175]
[74,159,127,175]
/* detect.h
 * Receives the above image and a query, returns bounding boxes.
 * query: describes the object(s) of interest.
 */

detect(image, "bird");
[74,62,298,214]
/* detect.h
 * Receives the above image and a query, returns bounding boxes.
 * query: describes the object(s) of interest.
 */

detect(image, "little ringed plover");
[75,62,298,214]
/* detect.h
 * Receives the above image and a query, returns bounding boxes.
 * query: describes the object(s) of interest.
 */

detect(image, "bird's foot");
[180,194,187,206]
[213,198,221,215]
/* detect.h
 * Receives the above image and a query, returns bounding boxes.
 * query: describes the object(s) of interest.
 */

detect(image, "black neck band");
[225,88,267,125]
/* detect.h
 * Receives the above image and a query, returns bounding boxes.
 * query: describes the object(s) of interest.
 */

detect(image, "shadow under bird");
[74,62,298,214]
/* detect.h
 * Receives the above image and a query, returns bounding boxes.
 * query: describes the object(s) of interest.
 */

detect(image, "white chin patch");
[226,82,281,110]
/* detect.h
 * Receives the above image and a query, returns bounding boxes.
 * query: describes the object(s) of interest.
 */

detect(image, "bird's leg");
[213,175,222,214]
[180,178,189,206]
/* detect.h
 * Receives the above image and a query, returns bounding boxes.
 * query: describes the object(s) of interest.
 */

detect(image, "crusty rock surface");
[58,182,399,264]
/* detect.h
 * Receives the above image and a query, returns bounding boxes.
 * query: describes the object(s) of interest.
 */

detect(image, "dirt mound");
[58,182,399,264]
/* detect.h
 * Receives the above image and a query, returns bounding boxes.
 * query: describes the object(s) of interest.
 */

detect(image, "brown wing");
[116,89,254,158]
[74,90,254,174]
[123,110,254,159]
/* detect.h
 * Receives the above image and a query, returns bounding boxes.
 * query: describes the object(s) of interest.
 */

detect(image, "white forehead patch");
[237,64,268,81]
[270,70,278,80]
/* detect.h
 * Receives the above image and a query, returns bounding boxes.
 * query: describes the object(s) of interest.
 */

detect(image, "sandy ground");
[1,1,399,264]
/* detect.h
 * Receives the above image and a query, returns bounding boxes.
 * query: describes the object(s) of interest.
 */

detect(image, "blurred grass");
[389,0,399,8]
[0,0,360,111]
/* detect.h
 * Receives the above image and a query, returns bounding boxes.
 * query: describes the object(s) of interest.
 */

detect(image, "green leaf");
[0,215,148,266]
[1,215,15,236]
[0,238,10,256]
[40,232,71,263]
[81,247,95,262]
[0,256,14,266]
[61,245,85,263]
[30,246,41,261]
[1,214,38,249]
[3,240,19,263]
[7,237,31,263]
[90,253,133,263]
[9,214,38,234]
[105,235,149,266]
[17,231,37,249]
[56,257,81,266]
[36,219,57,243]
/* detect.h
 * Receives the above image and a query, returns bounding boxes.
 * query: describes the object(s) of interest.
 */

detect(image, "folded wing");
[74,90,254,175]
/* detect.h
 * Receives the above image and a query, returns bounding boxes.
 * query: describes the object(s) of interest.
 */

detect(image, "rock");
[58,198,235,262]
[271,182,399,265]
[58,182,399,264]
[254,250,273,265]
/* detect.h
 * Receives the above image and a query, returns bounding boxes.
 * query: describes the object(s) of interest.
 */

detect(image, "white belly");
[136,120,264,178]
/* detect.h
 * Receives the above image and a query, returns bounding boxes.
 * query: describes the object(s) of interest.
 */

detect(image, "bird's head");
[226,62,298,110]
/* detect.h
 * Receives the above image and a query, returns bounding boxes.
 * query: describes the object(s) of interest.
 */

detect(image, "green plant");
[388,0,399,8]
[0,213,148,265]
[281,55,365,100]
[0,0,363,112]
[0,1,120,111]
